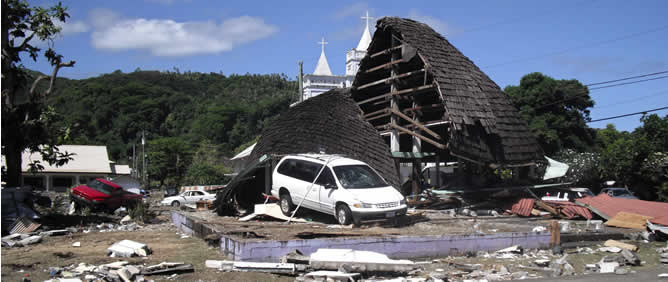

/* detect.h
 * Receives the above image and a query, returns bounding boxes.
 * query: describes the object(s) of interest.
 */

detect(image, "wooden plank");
[365,59,403,74]
[369,45,403,58]
[356,85,435,106]
[377,120,450,135]
[355,68,425,90]
[390,123,446,149]
[404,103,443,114]
[363,108,389,118]
[391,108,442,140]
[604,211,653,230]
[366,112,391,122]
[604,240,638,252]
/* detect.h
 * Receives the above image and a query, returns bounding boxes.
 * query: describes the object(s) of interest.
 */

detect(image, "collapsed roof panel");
[249,88,400,188]
[352,17,543,166]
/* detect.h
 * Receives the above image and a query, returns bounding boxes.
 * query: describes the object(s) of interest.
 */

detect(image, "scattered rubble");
[107,240,151,257]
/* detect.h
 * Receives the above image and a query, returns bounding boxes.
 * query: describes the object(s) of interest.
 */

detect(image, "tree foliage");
[1,0,75,186]
[505,72,596,155]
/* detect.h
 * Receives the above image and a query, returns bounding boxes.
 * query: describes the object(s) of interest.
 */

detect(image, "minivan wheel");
[336,204,352,225]
[280,193,295,216]
[171,201,180,207]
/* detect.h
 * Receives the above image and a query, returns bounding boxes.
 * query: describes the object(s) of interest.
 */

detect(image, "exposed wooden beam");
[355,69,425,90]
[369,45,403,59]
[377,120,451,134]
[365,59,403,74]
[390,123,446,149]
[367,112,391,122]
[391,108,442,140]
[404,103,444,114]
[357,85,435,106]
[363,108,389,118]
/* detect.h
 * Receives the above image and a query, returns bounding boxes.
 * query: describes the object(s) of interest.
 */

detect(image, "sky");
[23,0,668,132]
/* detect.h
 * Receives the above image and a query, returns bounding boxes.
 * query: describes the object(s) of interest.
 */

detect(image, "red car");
[71,178,143,212]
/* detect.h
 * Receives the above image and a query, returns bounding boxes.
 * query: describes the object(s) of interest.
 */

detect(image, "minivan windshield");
[87,179,114,195]
[333,165,387,189]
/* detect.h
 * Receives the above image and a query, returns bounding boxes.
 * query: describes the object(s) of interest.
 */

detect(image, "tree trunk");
[4,140,22,187]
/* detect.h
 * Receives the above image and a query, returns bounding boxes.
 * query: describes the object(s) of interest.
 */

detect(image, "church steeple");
[356,11,373,51]
[313,37,333,75]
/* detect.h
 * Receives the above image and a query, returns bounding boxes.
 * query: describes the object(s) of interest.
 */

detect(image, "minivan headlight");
[399,199,406,205]
[353,203,374,208]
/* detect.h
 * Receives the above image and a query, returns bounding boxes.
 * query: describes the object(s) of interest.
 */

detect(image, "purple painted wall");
[171,212,551,262]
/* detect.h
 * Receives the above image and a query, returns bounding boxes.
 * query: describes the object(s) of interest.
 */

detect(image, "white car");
[271,154,407,225]
[161,190,216,207]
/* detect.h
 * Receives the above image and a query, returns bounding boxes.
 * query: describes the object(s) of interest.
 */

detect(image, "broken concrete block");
[17,235,42,246]
[309,249,416,273]
[562,262,575,276]
[511,271,528,280]
[107,240,150,257]
[302,270,361,282]
[604,240,638,252]
[142,262,194,275]
[584,264,598,272]
[205,260,233,271]
[120,215,132,224]
[534,259,550,267]
[495,245,523,254]
[615,267,630,275]
[117,267,133,282]
[599,262,620,273]
[102,261,129,269]
[72,242,81,247]
[599,246,622,253]
[621,249,641,266]
[40,229,70,237]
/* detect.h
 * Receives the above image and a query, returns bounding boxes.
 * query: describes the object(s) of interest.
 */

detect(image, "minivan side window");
[315,167,335,186]
[277,158,323,183]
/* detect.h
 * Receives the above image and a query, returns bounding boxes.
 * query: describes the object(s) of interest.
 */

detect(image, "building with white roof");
[20,145,132,192]
[302,11,373,101]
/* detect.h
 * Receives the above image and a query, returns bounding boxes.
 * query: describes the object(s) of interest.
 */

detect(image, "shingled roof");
[352,17,542,166]
[249,88,400,187]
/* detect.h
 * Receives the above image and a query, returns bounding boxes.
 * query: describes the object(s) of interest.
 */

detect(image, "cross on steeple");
[317,37,328,53]
[362,11,374,29]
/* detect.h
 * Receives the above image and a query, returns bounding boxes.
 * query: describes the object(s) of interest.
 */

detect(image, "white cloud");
[58,20,90,35]
[408,9,458,37]
[89,8,122,29]
[90,14,278,56]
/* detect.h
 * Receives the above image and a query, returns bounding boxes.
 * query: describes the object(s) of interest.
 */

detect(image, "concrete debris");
[532,226,546,232]
[620,249,641,266]
[604,239,638,252]
[18,235,42,246]
[281,249,310,264]
[598,262,620,273]
[120,215,133,224]
[533,259,550,267]
[72,242,81,247]
[658,273,668,278]
[68,201,76,215]
[114,207,128,216]
[310,249,417,273]
[206,260,297,274]
[142,262,194,275]
[495,245,523,254]
[599,246,622,253]
[107,240,151,257]
[40,229,71,237]
[297,270,361,282]
[615,267,630,275]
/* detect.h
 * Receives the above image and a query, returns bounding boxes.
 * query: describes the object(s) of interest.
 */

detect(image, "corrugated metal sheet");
[650,216,668,226]
[9,216,41,234]
[576,193,668,220]
[545,201,592,219]
[510,198,535,217]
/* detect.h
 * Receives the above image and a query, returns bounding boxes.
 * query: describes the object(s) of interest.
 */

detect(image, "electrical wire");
[587,106,668,123]
[588,75,668,90]
[586,70,668,86]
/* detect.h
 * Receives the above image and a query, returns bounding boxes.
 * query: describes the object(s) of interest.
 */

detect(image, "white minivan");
[271,154,407,225]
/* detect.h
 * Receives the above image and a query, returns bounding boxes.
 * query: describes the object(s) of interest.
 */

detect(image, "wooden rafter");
[365,59,403,74]
[356,85,435,106]
[369,45,404,59]
[355,68,426,91]
[390,108,442,140]
[390,123,446,149]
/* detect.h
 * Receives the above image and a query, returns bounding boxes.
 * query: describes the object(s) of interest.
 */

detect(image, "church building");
[301,12,373,101]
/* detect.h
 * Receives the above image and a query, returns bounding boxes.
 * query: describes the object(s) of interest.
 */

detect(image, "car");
[540,187,594,201]
[270,154,407,226]
[599,187,638,199]
[161,190,216,207]
[70,178,143,212]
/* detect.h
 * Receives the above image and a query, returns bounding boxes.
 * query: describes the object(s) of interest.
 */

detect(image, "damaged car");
[70,178,143,212]
[161,190,216,207]
[271,154,407,226]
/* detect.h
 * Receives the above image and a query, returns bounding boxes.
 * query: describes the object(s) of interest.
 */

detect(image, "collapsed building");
[215,17,543,215]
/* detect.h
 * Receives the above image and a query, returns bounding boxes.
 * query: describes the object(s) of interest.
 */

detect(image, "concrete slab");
[171,211,551,262]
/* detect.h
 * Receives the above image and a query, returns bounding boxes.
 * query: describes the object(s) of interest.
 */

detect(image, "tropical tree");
[146,137,191,188]
[505,72,595,155]
[2,0,75,186]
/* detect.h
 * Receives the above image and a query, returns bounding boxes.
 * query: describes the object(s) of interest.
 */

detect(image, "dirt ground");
[1,227,293,282]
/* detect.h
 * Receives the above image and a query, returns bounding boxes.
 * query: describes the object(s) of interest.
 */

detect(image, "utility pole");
[298,60,304,102]
[132,143,136,177]
[142,130,146,187]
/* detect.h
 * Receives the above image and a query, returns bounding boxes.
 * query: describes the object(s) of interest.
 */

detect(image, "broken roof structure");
[249,88,400,187]
[352,17,543,166]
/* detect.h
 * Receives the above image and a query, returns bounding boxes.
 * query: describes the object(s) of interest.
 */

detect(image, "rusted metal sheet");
[9,216,41,234]
[545,201,592,219]
[510,198,535,217]
[576,194,668,220]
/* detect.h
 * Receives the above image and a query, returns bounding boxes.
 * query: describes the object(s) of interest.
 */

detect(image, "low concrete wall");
[171,211,551,262]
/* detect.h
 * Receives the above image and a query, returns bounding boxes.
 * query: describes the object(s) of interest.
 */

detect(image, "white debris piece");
[532,226,546,232]
[17,235,42,246]
[599,262,620,273]
[107,240,150,257]
[120,215,133,224]
[72,242,81,247]
[302,271,361,281]
[205,260,296,273]
[599,246,622,253]
[309,249,416,273]
[102,261,129,269]
[495,245,522,254]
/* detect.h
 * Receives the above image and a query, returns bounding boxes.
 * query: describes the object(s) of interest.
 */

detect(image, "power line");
[595,89,668,109]
[588,75,668,90]
[587,106,668,123]
[483,24,668,69]
[586,70,668,86]
[534,72,668,110]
